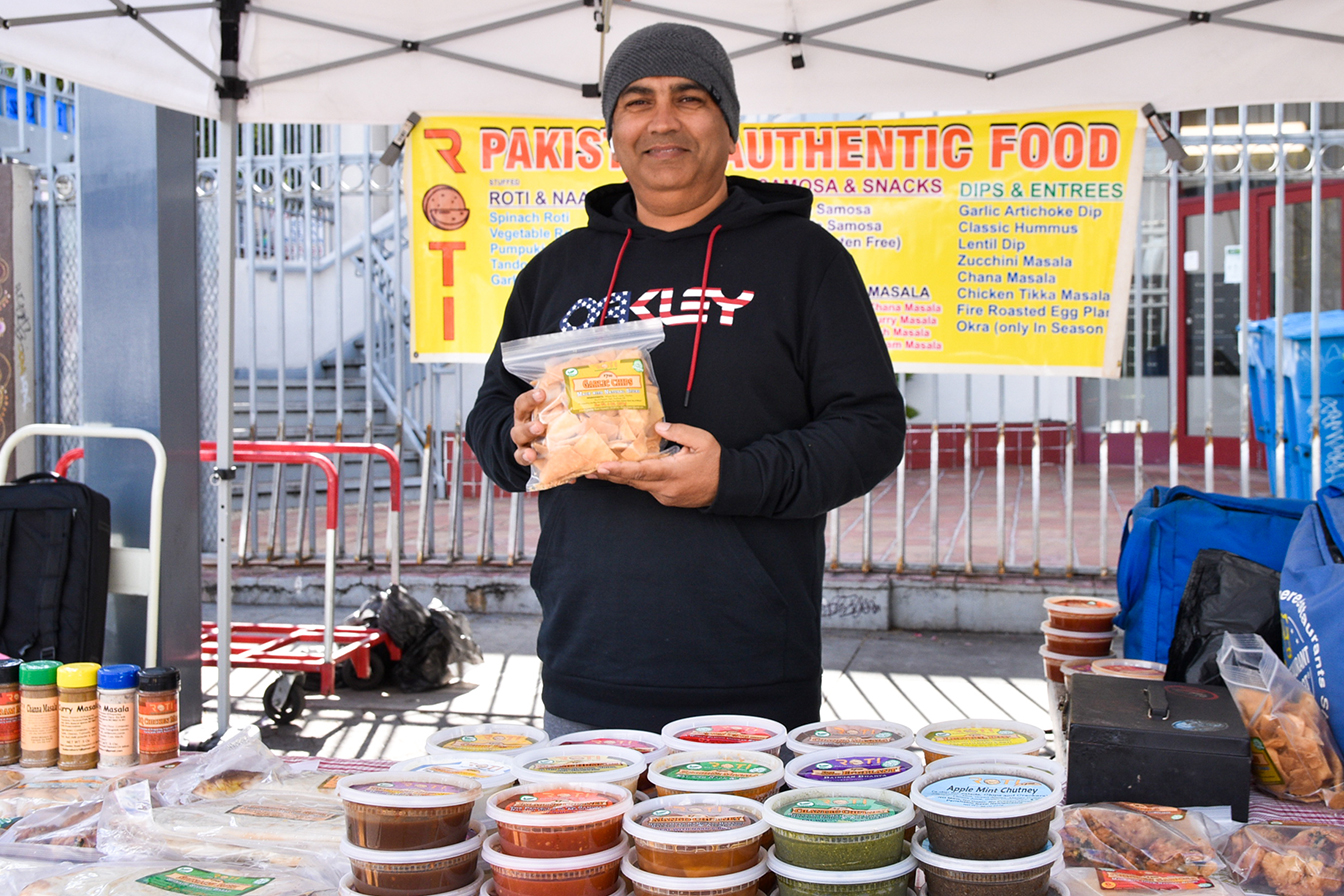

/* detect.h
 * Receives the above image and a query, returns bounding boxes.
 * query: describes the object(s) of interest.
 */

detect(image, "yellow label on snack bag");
[564,359,648,412]
[1249,736,1286,785]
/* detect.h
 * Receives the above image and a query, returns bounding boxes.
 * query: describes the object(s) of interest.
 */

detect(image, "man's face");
[610,76,735,206]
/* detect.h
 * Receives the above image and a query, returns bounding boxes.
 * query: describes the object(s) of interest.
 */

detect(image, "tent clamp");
[582,83,600,97]
[783,31,804,69]
[402,40,420,52]
[217,76,248,100]
[1188,11,1211,24]
[211,465,237,484]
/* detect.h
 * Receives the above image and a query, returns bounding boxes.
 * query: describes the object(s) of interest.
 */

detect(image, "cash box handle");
[1145,684,1170,721]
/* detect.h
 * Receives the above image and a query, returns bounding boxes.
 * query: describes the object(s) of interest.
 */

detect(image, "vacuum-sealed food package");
[501,319,671,491]
[18,862,337,896]
[1059,803,1221,877]
[1221,823,1344,896]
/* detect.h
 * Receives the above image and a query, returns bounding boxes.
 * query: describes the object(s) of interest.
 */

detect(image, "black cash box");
[1067,674,1250,821]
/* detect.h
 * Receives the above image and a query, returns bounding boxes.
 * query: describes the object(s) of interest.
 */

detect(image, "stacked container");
[1038,596,1121,753]
[622,793,772,896]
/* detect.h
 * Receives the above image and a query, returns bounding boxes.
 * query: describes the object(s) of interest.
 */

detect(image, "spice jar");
[98,664,140,768]
[20,660,61,768]
[58,662,101,770]
[0,659,21,765]
[137,666,180,763]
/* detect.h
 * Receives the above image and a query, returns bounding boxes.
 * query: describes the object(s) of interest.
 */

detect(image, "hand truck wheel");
[338,647,387,691]
[263,672,306,724]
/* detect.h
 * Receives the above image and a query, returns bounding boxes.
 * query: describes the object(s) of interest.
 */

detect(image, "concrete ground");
[193,602,1057,763]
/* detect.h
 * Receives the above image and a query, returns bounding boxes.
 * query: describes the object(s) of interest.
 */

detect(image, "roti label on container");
[1096,869,1214,890]
[799,756,912,783]
[780,796,898,823]
[525,755,631,775]
[500,788,616,815]
[137,866,274,895]
[226,804,342,823]
[925,727,1031,748]
[801,725,899,746]
[349,779,470,798]
[675,725,773,745]
[438,733,537,752]
[919,774,1051,808]
[639,805,755,833]
[663,760,771,782]
[576,737,657,753]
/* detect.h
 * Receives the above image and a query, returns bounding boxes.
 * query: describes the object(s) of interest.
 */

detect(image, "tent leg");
[215,97,238,736]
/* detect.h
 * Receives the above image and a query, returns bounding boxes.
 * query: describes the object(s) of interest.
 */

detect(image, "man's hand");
[593,422,721,508]
[510,388,547,466]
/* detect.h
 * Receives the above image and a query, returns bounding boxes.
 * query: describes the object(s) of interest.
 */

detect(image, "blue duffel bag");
[1280,485,1344,749]
[1116,486,1309,662]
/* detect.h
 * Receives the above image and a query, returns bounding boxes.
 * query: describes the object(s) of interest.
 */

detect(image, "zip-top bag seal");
[501,319,674,492]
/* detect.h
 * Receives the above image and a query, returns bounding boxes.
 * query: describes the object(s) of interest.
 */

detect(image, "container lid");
[1040,622,1120,640]
[19,660,60,685]
[766,844,917,885]
[624,793,769,847]
[511,744,647,786]
[339,822,482,864]
[1060,657,1103,678]
[1039,645,1116,664]
[480,879,626,896]
[480,830,628,872]
[910,827,1063,874]
[391,754,517,790]
[138,667,180,691]
[1042,596,1120,616]
[784,747,923,792]
[926,753,1063,783]
[1090,658,1167,679]
[762,786,915,837]
[340,871,485,896]
[336,771,482,808]
[661,715,787,754]
[622,845,768,892]
[549,728,669,761]
[57,662,100,689]
[913,719,1047,756]
[97,664,141,690]
[427,723,549,756]
[647,750,784,794]
[785,720,915,755]
[485,779,632,827]
[0,658,21,685]
[909,763,1061,820]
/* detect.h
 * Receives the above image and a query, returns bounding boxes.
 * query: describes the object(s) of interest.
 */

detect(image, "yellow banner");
[408,110,1144,376]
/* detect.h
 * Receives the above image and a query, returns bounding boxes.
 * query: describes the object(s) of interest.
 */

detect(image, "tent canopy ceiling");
[3,0,1344,124]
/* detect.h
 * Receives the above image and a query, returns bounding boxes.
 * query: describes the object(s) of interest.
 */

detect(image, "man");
[465,23,905,736]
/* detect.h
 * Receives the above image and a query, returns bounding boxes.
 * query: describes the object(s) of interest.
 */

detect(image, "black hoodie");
[466,176,905,731]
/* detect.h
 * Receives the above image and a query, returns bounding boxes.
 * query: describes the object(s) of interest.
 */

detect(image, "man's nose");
[647,97,682,132]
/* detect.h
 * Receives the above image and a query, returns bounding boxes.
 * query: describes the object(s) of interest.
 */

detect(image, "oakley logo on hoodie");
[560,288,757,331]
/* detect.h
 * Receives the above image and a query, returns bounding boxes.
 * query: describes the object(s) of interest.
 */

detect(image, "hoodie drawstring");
[597,228,633,326]
[685,224,722,407]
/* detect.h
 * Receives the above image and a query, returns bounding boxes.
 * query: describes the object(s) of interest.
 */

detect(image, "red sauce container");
[1042,596,1120,633]
[481,830,627,896]
[340,823,482,896]
[625,793,770,878]
[338,772,482,850]
[486,780,632,858]
[1039,622,1118,658]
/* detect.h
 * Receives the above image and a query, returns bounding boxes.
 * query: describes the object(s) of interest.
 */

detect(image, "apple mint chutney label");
[663,760,771,782]
[799,755,912,783]
[780,796,898,823]
[920,774,1051,808]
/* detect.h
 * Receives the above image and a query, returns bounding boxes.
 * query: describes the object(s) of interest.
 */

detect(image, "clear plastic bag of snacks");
[501,319,672,491]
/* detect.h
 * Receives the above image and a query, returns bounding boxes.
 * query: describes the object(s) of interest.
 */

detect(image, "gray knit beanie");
[602,23,739,141]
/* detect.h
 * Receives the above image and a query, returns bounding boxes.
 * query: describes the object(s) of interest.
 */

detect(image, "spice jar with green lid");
[20,660,61,768]
[58,662,101,770]
[0,658,21,765]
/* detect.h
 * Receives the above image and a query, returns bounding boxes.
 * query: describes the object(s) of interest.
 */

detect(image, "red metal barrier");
[54,446,83,477]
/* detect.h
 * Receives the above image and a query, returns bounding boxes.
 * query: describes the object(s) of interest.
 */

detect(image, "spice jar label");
[663,760,771,782]
[639,805,756,833]
[437,733,538,752]
[59,698,99,755]
[925,727,1032,747]
[525,755,632,775]
[919,774,1051,808]
[573,737,658,753]
[20,694,58,752]
[674,725,774,745]
[0,690,18,742]
[799,725,900,746]
[415,758,512,778]
[779,796,899,823]
[564,359,650,413]
[499,788,617,815]
[1096,870,1214,890]
[137,866,276,895]
[227,804,342,823]
[349,780,471,797]
[798,756,912,783]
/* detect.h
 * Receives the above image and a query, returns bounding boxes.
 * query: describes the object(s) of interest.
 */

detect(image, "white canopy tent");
[2,0,1343,734]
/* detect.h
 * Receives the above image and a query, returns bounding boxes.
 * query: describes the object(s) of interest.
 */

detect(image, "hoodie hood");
[585,175,813,239]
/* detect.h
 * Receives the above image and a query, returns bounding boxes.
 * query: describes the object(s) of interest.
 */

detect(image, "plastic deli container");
[1060,657,1104,691]
[340,823,483,896]
[551,729,670,763]
[338,772,483,851]
[913,720,1046,765]
[1090,658,1167,680]
[340,870,484,896]
[761,786,914,872]
[925,753,1064,785]
[662,716,787,756]
[486,779,632,858]
[783,748,922,795]
[481,830,627,896]
[784,722,914,756]
[1039,646,1114,684]
[481,882,627,896]
[909,763,1061,861]
[625,792,770,878]
[623,845,769,896]
[427,724,549,757]
[392,755,517,822]
[766,843,917,896]
[1039,623,1118,658]
[648,750,785,802]
[1041,596,1120,633]
[911,828,1063,896]
[512,745,647,795]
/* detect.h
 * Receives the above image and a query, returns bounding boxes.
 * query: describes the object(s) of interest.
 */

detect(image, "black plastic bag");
[345,583,430,650]
[395,598,484,692]
[1166,548,1282,685]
